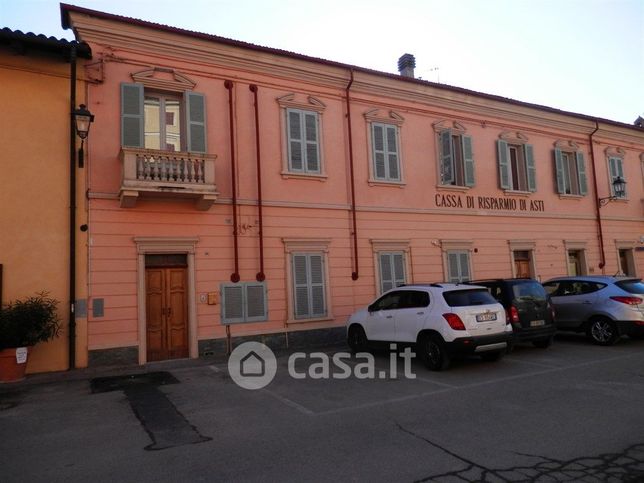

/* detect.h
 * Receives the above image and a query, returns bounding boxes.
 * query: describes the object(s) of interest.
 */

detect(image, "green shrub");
[0,292,61,350]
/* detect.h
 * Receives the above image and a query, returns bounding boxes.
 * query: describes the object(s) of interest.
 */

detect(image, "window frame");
[371,239,412,296]
[277,93,327,180]
[283,238,332,323]
[364,109,405,186]
[143,92,184,152]
[441,240,473,283]
[437,127,475,188]
[608,156,627,199]
[554,142,588,197]
[497,136,536,193]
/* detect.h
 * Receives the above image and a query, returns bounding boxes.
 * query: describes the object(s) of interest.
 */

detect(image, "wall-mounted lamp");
[72,104,94,168]
[598,176,626,207]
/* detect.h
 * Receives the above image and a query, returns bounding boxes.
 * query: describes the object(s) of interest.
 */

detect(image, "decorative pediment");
[131,68,197,92]
[604,146,625,158]
[499,130,529,143]
[432,120,467,134]
[276,93,326,113]
[554,139,580,151]
[363,109,405,126]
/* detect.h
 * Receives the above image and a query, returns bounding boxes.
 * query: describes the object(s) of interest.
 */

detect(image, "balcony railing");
[120,148,218,210]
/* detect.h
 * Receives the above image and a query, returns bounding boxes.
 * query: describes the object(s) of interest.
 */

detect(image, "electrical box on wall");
[208,292,219,305]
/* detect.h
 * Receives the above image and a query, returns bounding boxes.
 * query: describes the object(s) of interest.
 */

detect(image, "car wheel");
[419,335,450,371]
[532,337,553,349]
[347,325,369,353]
[587,318,619,346]
[480,350,504,362]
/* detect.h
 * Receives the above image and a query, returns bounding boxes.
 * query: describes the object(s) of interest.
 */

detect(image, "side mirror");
[368,303,376,313]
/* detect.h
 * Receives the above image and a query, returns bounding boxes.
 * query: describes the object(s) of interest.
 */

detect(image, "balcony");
[119,148,218,210]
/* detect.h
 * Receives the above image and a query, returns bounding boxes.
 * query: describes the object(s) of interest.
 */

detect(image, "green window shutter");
[287,109,304,171]
[439,129,454,184]
[497,140,510,189]
[386,125,400,181]
[293,254,309,318]
[121,83,144,148]
[309,255,326,317]
[372,123,386,179]
[575,151,588,195]
[554,148,565,194]
[245,282,268,322]
[221,284,244,324]
[185,92,206,153]
[524,144,537,192]
[462,135,475,187]
[304,112,320,173]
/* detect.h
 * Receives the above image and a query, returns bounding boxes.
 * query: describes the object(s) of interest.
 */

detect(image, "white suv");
[346,283,512,370]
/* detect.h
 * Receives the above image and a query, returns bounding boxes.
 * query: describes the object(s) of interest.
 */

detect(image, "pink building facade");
[62,5,644,366]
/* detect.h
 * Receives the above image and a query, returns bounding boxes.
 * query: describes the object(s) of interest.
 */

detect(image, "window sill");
[281,171,328,181]
[287,316,334,325]
[558,194,585,200]
[436,184,471,192]
[368,180,406,188]
[503,190,533,197]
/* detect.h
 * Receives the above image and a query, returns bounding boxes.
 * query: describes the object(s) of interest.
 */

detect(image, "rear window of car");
[443,289,497,307]
[511,282,547,301]
[616,280,644,294]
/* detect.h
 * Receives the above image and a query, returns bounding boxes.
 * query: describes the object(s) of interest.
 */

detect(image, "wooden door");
[146,267,188,361]
[513,251,531,278]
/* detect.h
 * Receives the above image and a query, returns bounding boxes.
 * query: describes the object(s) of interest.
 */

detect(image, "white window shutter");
[459,252,470,281]
[309,255,326,317]
[121,83,144,148]
[379,253,393,294]
[287,109,304,171]
[293,254,310,318]
[186,92,207,153]
[447,253,460,283]
[392,253,406,287]
[576,151,588,195]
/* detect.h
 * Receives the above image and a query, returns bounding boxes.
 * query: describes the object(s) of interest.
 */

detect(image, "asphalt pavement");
[1,333,644,482]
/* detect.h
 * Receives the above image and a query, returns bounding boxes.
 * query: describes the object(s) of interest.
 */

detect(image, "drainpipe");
[224,80,240,283]
[346,70,359,280]
[249,84,265,282]
[68,45,77,369]
[588,120,606,271]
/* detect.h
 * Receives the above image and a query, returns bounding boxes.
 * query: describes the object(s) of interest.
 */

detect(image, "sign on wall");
[435,194,545,212]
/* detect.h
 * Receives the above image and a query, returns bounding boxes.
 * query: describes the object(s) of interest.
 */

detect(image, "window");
[439,129,474,187]
[608,157,626,198]
[378,252,406,294]
[497,140,536,192]
[286,108,320,174]
[292,253,327,319]
[369,290,429,312]
[371,122,401,182]
[446,251,471,283]
[567,250,586,276]
[220,282,268,324]
[554,148,587,196]
[121,82,206,153]
[619,249,636,276]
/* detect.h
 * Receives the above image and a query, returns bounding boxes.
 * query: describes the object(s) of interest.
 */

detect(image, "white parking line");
[503,357,558,368]
[261,388,315,415]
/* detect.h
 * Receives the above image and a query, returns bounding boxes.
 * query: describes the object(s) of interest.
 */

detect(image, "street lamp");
[599,176,626,207]
[72,104,94,167]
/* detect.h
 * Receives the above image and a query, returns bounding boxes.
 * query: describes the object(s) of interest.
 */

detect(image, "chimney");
[398,53,416,78]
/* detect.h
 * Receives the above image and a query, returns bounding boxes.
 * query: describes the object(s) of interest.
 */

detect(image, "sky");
[1,0,642,125]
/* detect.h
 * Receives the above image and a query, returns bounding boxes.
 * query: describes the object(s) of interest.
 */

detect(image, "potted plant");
[0,292,61,382]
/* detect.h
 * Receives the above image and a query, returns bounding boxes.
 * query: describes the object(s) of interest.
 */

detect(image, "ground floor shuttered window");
[447,251,471,283]
[292,253,327,319]
[379,252,406,293]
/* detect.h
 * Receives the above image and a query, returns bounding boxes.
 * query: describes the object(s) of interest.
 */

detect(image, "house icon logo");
[228,342,277,390]
[240,351,265,377]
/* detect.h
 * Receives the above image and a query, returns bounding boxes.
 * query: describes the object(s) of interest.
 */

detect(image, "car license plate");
[476,312,497,322]
[530,320,545,327]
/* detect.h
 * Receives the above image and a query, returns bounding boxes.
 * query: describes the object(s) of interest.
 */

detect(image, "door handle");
[386,315,393,319]
[581,301,592,304]
[417,312,424,315]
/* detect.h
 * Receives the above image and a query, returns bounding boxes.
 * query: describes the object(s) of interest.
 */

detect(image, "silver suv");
[542,276,644,345]
[346,283,511,371]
